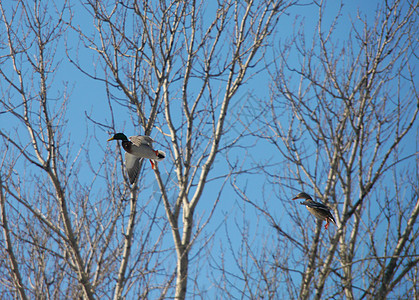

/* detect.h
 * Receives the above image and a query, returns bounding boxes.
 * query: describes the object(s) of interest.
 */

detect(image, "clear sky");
[1,0,417,298]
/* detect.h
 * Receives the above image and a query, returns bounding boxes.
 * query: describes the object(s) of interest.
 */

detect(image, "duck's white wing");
[129,136,154,147]
[125,152,141,184]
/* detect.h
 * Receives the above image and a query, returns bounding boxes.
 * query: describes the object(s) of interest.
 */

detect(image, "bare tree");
[0,0,297,299]
[2,0,416,299]
[0,1,170,299]
[226,0,419,299]
[70,1,297,298]
[0,0,96,298]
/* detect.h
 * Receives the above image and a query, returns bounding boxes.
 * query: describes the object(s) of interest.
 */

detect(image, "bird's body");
[123,136,162,159]
[292,192,336,229]
[108,133,165,184]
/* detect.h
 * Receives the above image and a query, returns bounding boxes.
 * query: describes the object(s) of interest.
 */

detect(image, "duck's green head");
[107,133,128,141]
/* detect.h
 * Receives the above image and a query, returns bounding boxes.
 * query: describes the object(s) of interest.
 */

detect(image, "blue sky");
[1,0,418,298]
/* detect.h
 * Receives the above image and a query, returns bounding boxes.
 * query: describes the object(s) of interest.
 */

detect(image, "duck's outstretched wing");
[125,152,141,184]
[129,136,154,147]
[301,200,336,225]
[302,201,330,211]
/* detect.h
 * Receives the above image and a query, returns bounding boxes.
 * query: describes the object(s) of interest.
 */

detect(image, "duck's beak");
[107,137,115,141]
[292,196,302,200]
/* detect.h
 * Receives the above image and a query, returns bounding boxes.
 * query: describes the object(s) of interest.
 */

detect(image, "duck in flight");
[108,133,165,184]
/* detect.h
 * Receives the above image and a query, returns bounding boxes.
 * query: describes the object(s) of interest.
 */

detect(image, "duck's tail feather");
[155,150,166,161]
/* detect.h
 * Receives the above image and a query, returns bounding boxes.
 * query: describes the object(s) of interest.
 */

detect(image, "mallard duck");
[107,133,166,184]
[292,192,336,229]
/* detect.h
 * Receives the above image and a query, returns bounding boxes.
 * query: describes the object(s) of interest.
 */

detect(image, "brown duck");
[293,192,337,229]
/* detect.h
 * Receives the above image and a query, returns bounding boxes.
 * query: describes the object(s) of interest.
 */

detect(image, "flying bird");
[107,133,165,184]
[292,192,336,229]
